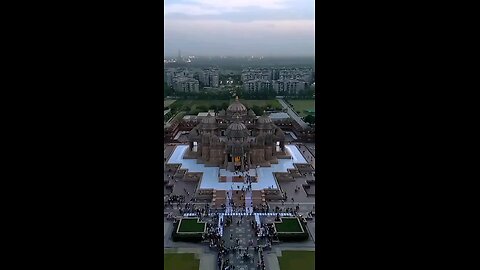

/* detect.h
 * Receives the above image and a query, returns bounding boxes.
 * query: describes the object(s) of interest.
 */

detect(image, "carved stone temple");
[185,97,288,171]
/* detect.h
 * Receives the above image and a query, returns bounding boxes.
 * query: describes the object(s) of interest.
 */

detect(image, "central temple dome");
[227,96,247,115]
[225,114,249,138]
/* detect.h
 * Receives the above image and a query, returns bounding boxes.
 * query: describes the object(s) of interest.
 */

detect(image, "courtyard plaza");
[164,213,315,270]
[166,144,307,190]
[164,142,315,270]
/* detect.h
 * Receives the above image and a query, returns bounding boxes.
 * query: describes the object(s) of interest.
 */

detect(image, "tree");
[304,115,315,124]
[197,105,208,111]
[182,106,191,112]
[252,105,263,116]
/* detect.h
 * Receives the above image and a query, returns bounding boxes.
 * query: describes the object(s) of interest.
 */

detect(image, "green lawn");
[164,99,177,108]
[164,253,199,270]
[239,99,282,110]
[287,100,315,117]
[178,218,206,233]
[278,251,315,270]
[274,217,303,233]
[171,99,282,115]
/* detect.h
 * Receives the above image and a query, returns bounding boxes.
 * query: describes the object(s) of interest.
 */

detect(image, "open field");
[278,250,315,270]
[287,100,315,117]
[164,99,177,108]
[164,253,199,270]
[178,218,206,233]
[275,217,303,233]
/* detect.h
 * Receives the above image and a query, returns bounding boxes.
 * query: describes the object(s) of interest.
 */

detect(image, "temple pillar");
[241,156,245,171]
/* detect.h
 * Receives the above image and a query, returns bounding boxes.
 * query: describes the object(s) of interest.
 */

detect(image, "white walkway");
[245,190,253,214]
[167,145,307,190]
[218,213,224,236]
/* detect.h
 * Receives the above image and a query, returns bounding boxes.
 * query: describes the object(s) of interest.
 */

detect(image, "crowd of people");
[164,194,185,208]
[257,248,266,270]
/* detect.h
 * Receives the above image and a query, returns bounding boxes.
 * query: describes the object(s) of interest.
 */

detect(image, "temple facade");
[186,97,287,171]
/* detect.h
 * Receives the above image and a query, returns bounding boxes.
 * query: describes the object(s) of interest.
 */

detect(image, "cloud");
[165,0,289,16]
[164,19,315,56]
[165,19,314,36]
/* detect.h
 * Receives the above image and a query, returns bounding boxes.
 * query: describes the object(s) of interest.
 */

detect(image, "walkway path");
[297,143,315,169]
[277,98,309,129]
[245,190,253,214]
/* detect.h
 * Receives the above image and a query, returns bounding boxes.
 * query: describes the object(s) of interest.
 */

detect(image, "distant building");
[173,77,199,93]
[272,79,306,94]
[199,68,220,87]
[278,68,313,83]
[241,68,272,83]
[243,79,271,92]
[165,68,194,87]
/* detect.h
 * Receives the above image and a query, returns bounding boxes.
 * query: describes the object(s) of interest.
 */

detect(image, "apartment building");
[278,68,313,83]
[241,68,272,83]
[164,68,194,87]
[243,79,271,92]
[199,68,220,87]
[272,79,306,94]
[173,77,200,93]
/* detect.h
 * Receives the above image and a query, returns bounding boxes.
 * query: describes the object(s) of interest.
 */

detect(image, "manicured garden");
[274,217,309,241]
[177,218,206,233]
[172,218,206,242]
[274,217,304,233]
[164,253,199,270]
[278,250,315,270]
[286,99,315,117]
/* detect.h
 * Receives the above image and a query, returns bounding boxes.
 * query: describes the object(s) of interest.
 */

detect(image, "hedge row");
[171,221,204,242]
[276,221,309,242]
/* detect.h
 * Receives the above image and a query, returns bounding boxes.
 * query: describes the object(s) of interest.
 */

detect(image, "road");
[277,98,309,129]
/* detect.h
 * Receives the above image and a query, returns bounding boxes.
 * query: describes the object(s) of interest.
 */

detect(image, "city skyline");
[164,0,315,57]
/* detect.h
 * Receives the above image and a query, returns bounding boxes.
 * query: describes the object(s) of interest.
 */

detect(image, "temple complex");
[185,96,288,171]
[165,97,315,210]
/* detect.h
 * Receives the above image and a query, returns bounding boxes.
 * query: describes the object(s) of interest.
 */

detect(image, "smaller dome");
[200,114,217,130]
[257,114,273,124]
[201,114,216,124]
[256,113,274,130]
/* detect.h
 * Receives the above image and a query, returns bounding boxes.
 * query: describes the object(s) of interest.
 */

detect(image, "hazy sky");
[164,0,315,57]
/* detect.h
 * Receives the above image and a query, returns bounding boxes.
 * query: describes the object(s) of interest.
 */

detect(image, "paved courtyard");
[163,141,316,270]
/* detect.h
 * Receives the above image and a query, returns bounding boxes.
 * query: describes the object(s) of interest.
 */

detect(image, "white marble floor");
[167,145,307,190]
